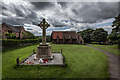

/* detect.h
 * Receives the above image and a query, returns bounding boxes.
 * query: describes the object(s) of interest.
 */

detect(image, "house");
[1,22,26,39]
[51,31,84,44]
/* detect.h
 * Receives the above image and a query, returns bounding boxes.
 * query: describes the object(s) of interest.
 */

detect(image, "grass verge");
[89,44,119,56]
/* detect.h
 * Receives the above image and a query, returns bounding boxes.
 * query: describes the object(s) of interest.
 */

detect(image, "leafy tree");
[112,14,120,48]
[37,36,51,42]
[91,28,108,44]
[78,29,94,43]
[46,35,51,42]
[22,31,35,39]
[112,14,120,32]
[108,28,118,43]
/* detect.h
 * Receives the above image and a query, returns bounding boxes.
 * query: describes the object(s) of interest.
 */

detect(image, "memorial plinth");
[36,44,53,59]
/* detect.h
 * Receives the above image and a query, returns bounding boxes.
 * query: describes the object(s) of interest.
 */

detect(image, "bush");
[5,32,16,39]
[22,31,35,39]
[2,39,39,51]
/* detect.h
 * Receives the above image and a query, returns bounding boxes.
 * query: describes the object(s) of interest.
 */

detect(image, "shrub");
[5,32,16,39]
[2,39,39,51]
[22,31,35,39]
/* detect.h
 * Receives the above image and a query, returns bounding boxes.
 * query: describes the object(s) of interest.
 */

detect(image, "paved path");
[86,45,120,79]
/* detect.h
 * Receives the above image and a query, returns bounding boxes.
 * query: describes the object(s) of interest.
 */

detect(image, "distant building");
[51,31,84,44]
[1,22,26,39]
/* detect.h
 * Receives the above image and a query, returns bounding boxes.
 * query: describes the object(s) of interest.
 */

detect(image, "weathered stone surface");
[36,19,52,59]
[38,19,50,44]
[36,44,53,59]
[20,53,64,66]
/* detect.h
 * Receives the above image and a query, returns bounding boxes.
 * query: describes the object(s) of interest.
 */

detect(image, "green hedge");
[2,39,39,51]
[2,39,39,46]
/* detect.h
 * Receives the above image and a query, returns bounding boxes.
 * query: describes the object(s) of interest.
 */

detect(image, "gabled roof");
[2,22,25,32]
[52,31,81,39]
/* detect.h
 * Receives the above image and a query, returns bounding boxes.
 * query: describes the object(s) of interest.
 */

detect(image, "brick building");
[1,22,26,39]
[51,31,84,44]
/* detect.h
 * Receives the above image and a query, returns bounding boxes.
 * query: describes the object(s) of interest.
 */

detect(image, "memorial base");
[36,44,53,60]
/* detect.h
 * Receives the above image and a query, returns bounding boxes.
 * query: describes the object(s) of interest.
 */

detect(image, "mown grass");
[89,44,119,56]
[2,44,109,78]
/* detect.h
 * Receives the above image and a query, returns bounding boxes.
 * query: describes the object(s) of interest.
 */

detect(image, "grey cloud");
[1,1,118,35]
[57,2,68,8]
[1,2,118,25]
[2,17,25,25]
[1,1,39,25]
[72,9,79,15]
[31,2,55,10]
[48,18,68,27]
[71,2,118,23]
[14,6,25,17]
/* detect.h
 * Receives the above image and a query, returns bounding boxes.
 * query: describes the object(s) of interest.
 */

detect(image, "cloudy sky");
[0,0,119,36]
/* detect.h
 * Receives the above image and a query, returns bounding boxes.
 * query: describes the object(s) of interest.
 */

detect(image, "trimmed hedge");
[2,39,39,51]
[2,39,39,46]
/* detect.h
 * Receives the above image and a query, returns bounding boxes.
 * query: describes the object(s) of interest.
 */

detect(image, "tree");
[108,28,118,43]
[112,14,120,32]
[112,14,120,48]
[22,31,35,39]
[91,28,108,44]
[78,29,94,43]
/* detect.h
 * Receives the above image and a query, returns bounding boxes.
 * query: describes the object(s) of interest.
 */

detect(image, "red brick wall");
[52,31,84,44]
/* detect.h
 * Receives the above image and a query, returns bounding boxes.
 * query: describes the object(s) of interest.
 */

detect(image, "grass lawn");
[2,44,109,78]
[89,44,119,56]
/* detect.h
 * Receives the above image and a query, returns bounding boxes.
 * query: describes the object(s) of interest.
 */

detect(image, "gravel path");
[86,45,120,79]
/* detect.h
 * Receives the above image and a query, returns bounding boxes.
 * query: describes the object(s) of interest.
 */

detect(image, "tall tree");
[112,14,120,48]
[112,14,120,32]
[91,28,108,44]
[78,29,94,43]
[22,31,35,39]
[108,28,118,43]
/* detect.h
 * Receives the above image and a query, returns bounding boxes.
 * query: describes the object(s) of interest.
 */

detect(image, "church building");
[51,31,84,44]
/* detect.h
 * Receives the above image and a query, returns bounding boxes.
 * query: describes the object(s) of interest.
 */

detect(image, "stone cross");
[38,19,50,44]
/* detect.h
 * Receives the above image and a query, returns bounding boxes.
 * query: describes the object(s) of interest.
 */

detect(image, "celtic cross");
[38,19,50,44]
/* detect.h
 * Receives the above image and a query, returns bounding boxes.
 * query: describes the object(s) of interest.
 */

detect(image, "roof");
[2,22,25,32]
[52,31,81,39]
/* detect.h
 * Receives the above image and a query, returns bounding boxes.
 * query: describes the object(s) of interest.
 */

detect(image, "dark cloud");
[25,10,37,19]
[57,2,68,8]
[2,6,7,10]
[71,2,118,23]
[1,1,39,25]
[48,18,68,27]
[2,17,25,25]
[14,7,25,17]
[72,9,79,15]
[31,2,55,10]
[0,1,118,34]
